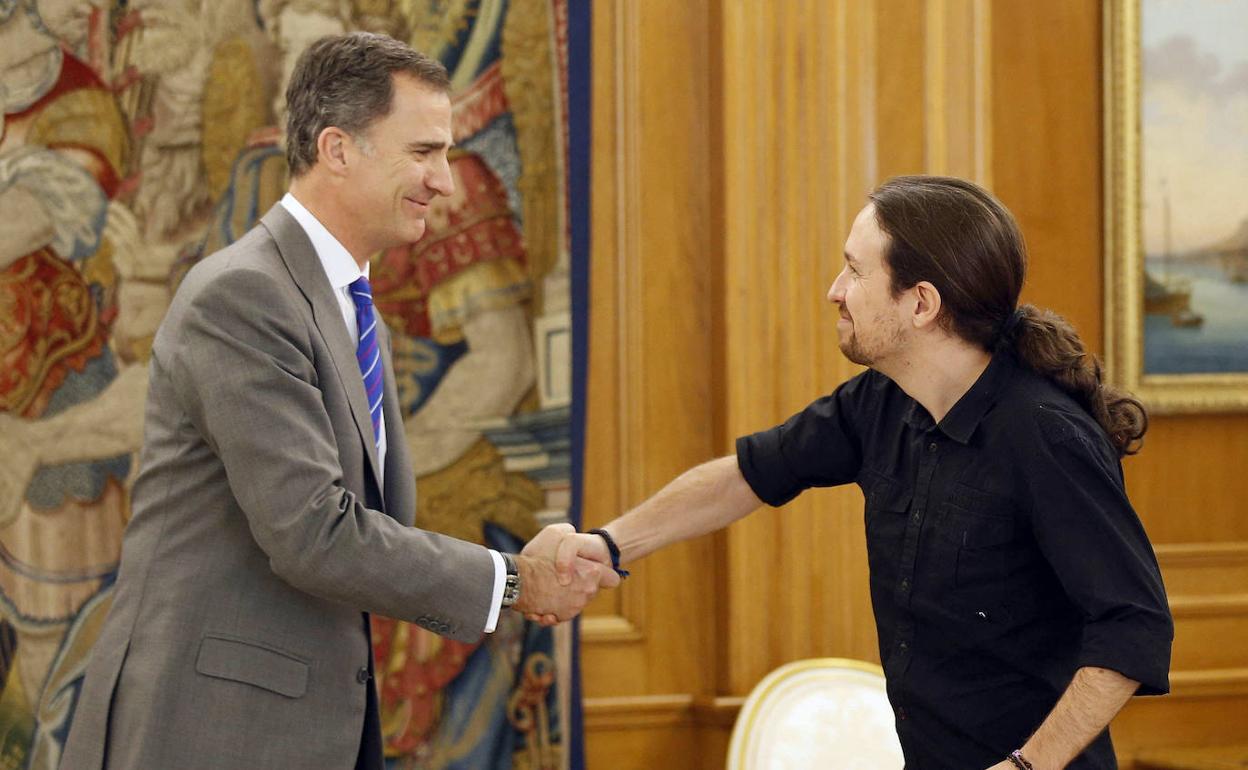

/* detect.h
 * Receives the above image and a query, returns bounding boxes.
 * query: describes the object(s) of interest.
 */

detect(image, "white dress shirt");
[279,193,506,633]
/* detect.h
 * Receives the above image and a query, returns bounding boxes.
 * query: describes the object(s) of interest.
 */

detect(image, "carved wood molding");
[583,694,747,731]
[581,614,643,643]
[691,695,746,728]
[1168,667,1248,699]
[583,695,695,730]
[1155,541,1248,567]
[581,0,647,646]
[1168,594,1248,619]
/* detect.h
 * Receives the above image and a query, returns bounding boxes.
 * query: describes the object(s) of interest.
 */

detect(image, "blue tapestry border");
[567,0,592,767]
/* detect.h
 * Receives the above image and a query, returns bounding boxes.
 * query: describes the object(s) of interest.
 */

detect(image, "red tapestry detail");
[0,249,106,418]
[370,615,482,755]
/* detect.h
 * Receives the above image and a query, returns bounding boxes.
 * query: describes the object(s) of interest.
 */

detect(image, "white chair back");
[726,658,904,770]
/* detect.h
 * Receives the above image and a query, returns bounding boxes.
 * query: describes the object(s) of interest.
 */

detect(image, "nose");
[428,155,455,197]
[827,267,848,304]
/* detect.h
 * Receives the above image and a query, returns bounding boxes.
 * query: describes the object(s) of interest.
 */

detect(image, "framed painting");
[1104,0,1248,413]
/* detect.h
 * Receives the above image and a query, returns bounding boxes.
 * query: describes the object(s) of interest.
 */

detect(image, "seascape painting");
[1139,0,1248,375]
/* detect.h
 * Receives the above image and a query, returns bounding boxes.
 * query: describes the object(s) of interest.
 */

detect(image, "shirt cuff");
[483,549,506,633]
[1077,612,1174,695]
[736,434,803,507]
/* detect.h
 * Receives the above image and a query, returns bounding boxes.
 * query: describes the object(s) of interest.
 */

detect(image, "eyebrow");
[406,140,452,152]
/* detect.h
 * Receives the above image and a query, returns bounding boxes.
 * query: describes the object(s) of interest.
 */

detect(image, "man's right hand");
[522,523,613,585]
[510,552,617,626]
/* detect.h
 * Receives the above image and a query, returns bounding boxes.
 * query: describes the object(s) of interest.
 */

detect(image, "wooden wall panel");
[581,0,720,670]
[719,0,879,697]
[584,0,1247,766]
[875,0,927,178]
[990,0,1103,345]
[1126,415,1248,543]
[582,1,719,766]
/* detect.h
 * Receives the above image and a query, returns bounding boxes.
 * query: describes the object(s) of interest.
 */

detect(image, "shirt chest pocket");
[937,482,1022,589]
[862,473,913,583]
[862,472,913,552]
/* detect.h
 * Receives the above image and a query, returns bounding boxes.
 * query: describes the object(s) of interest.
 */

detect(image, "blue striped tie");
[349,276,383,449]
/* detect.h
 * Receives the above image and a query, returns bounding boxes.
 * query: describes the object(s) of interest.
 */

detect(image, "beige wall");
[581,1,1248,766]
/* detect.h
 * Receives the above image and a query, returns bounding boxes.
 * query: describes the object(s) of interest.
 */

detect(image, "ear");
[910,281,942,330]
[315,126,353,177]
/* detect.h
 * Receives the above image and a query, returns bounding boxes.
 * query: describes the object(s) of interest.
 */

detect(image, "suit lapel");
[260,204,385,498]
[378,320,414,522]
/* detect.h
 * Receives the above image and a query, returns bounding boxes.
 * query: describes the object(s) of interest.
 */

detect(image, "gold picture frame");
[1103,0,1248,413]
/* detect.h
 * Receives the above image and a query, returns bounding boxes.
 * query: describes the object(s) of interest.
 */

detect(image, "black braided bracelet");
[588,528,630,579]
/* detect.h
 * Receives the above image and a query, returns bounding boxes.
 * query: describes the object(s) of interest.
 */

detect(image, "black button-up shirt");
[736,352,1172,770]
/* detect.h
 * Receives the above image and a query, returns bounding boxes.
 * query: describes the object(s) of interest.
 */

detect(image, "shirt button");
[356,667,371,684]
[899,641,909,651]
[911,512,921,523]
[927,442,938,453]
[900,578,910,591]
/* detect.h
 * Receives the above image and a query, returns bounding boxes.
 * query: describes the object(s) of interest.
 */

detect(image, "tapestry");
[0,0,586,768]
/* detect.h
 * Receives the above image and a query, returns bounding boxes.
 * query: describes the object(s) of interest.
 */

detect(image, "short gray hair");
[284,32,449,177]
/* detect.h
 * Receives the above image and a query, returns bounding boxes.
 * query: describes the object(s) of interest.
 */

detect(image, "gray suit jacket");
[60,205,495,769]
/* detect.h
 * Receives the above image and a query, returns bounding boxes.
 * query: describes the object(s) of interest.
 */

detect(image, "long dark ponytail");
[869,176,1147,456]
[1000,305,1147,455]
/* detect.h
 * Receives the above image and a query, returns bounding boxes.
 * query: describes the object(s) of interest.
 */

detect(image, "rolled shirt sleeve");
[736,371,871,506]
[1024,405,1174,694]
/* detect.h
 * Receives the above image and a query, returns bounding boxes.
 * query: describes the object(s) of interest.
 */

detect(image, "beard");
[838,333,873,366]
[837,312,907,368]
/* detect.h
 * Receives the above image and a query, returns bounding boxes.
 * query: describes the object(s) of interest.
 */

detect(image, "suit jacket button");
[356,667,370,684]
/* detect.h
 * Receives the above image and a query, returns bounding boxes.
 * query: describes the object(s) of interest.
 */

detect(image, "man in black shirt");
[537,176,1172,769]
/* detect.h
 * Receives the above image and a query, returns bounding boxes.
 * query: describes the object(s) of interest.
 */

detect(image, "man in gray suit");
[60,32,614,770]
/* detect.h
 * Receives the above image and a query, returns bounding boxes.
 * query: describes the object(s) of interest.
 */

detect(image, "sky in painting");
[1141,0,1248,256]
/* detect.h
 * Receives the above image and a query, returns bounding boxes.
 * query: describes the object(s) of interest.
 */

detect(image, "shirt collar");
[901,352,1018,444]
[280,192,368,290]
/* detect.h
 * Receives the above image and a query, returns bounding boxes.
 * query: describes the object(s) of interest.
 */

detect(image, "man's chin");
[838,339,871,367]
[404,222,428,244]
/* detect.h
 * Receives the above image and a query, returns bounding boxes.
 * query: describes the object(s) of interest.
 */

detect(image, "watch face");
[503,575,521,607]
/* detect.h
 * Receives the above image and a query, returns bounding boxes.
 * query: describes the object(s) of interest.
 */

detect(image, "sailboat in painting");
[1144,179,1204,328]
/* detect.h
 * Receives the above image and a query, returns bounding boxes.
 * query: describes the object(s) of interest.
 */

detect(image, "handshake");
[508,523,622,626]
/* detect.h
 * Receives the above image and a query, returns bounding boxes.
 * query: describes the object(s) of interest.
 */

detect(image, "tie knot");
[349,276,373,309]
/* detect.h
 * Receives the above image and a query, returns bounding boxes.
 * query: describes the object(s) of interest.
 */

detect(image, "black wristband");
[588,528,630,579]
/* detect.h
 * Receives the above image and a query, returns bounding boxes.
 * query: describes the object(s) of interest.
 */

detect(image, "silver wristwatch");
[501,552,521,608]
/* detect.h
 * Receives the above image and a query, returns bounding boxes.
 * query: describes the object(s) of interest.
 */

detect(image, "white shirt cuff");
[484,549,506,633]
